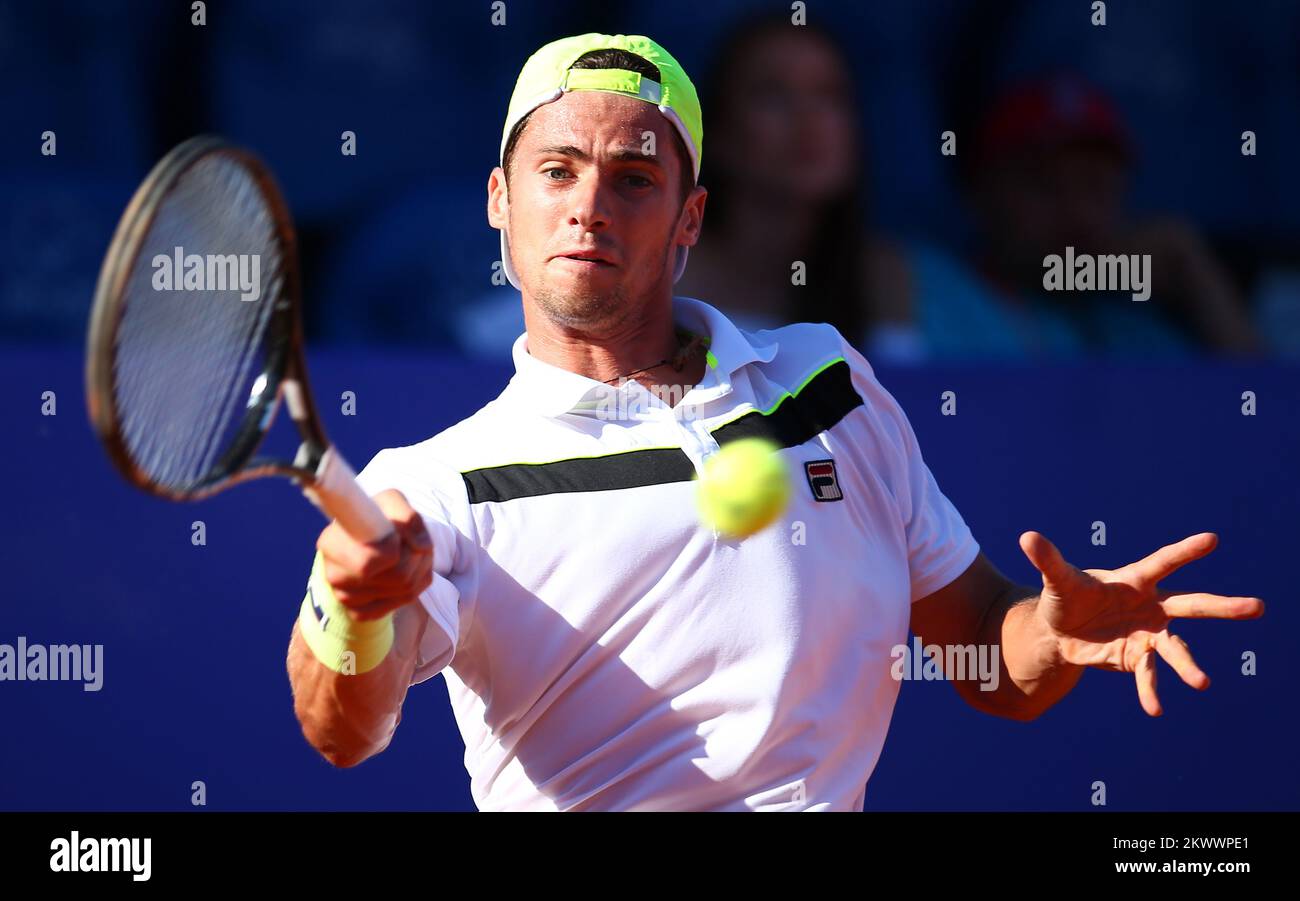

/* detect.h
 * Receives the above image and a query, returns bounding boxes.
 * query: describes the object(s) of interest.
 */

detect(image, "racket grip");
[302,447,394,544]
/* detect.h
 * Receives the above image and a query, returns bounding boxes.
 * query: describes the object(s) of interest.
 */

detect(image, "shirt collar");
[506,296,780,418]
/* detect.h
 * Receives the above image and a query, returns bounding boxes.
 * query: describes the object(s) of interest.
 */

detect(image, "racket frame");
[86,136,334,503]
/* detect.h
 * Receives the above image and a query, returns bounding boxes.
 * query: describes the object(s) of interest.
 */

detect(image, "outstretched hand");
[1018,531,1264,716]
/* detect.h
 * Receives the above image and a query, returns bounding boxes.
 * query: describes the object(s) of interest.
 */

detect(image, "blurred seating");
[0,3,166,339]
[1,0,1297,358]
[309,176,496,348]
[978,0,1300,240]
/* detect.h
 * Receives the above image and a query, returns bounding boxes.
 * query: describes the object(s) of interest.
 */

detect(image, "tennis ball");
[696,438,791,538]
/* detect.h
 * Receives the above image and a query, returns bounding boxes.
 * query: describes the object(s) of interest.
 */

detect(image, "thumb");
[1018,531,1077,592]
[374,491,431,550]
[402,514,433,550]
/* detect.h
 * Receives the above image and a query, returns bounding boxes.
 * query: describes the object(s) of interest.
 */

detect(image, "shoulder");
[748,318,876,390]
[364,398,516,480]
[757,319,919,452]
[356,398,524,504]
[740,319,912,446]
[751,318,844,363]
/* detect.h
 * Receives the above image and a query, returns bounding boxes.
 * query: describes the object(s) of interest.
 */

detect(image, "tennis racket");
[85,135,393,544]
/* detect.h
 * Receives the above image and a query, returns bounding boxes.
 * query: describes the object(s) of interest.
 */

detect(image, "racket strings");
[111,153,285,491]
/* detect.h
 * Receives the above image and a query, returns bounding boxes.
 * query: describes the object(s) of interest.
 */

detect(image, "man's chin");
[531,281,628,328]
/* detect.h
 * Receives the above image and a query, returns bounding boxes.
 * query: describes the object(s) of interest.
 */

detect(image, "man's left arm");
[911,548,1081,722]
[911,532,1265,721]
[833,331,1264,720]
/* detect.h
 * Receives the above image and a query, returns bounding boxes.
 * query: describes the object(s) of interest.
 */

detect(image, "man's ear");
[487,166,509,230]
[676,184,707,248]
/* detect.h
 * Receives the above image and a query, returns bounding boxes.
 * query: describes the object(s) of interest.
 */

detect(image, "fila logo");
[804,459,843,502]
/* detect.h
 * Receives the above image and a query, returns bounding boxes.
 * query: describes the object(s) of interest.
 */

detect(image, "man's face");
[488,91,706,333]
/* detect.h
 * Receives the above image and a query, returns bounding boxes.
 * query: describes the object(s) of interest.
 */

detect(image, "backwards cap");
[498,33,703,290]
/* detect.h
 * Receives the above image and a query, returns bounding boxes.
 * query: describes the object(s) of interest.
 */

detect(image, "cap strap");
[563,67,662,104]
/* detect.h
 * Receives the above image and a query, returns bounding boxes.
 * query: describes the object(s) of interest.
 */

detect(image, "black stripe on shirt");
[461,358,862,504]
[709,359,861,447]
[462,447,695,505]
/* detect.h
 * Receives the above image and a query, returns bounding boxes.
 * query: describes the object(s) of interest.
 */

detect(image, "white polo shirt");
[353,296,979,811]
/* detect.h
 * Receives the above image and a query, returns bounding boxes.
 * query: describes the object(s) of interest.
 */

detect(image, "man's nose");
[568,170,614,231]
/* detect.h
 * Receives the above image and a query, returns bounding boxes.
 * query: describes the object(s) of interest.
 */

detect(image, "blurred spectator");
[876,76,1262,362]
[673,13,910,351]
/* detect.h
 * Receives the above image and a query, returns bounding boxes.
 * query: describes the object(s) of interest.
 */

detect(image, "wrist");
[1024,597,1084,673]
[298,551,395,675]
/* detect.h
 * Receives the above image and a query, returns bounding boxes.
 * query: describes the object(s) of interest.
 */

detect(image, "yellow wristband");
[298,551,395,675]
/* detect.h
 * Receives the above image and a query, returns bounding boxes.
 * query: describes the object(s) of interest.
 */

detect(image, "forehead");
[516,90,677,154]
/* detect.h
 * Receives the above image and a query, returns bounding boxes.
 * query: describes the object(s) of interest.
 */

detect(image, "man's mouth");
[554,251,615,267]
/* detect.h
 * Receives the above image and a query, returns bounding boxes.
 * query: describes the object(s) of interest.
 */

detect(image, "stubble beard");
[528,234,676,333]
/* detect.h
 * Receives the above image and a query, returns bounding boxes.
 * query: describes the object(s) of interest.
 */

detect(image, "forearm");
[287,602,429,767]
[962,585,1084,721]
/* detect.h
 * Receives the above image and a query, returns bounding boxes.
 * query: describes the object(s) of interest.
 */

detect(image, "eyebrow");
[533,145,666,168]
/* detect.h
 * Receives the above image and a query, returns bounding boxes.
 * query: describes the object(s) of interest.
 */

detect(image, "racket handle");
[302,446,395,544]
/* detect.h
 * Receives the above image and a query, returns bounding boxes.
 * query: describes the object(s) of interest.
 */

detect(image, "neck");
[522,298,708,403]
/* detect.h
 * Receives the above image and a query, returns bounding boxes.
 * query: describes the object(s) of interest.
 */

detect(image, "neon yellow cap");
[501,33,703,180]
[498,33,703,289]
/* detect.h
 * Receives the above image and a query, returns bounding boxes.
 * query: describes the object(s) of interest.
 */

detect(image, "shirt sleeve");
[354,447,481,685]
[838,331,980,603]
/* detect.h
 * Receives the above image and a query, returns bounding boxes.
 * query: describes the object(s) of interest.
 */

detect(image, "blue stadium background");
[1,0,1296,810]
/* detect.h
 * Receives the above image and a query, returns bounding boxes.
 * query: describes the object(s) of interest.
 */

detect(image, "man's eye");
[625,175,652,187]
[544,168,570,180]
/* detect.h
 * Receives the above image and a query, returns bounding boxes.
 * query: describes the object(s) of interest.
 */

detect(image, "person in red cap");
[890,75,1260,360]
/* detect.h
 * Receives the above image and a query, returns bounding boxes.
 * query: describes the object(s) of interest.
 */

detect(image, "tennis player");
[286,33,1264,811]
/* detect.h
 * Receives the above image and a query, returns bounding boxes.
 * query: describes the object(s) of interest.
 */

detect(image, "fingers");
[1131,631,1209,715]
[1159,592,1264,620]
[320,529,420,591]
[1131,532,1217,585]
[373,489,431,546]
[344,541,434,621]
[314,488,435,618]
[1153,632,1210,691]
[348,587,426,622]
[1018,531,1079,591]
[318,490,426,575]
[325,532,432,602]
[318,518,400,583]
[1135,645,1162,716]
